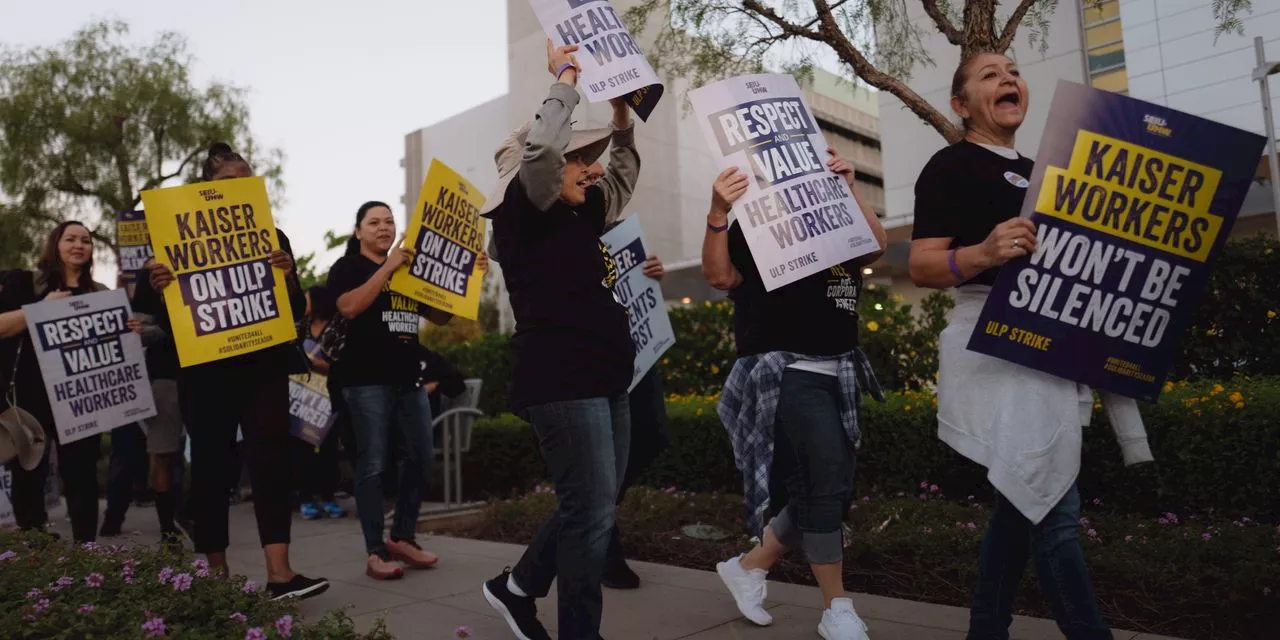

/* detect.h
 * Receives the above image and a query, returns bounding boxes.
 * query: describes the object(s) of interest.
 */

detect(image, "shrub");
[1172,232,1280,380]
[455,487,1278,640]
[461,376,1280,520]
[0,531,392,639]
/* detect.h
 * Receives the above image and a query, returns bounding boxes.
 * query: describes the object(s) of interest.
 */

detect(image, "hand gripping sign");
[690,73,880,291]
[529,0,664,121]
[141,177,297,367]
[969,81,1266,401]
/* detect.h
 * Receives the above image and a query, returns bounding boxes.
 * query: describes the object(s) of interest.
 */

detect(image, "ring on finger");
[1012,239,1022,249]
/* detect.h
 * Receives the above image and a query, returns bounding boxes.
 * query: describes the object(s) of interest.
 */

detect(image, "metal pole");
[1256,37,1280,237]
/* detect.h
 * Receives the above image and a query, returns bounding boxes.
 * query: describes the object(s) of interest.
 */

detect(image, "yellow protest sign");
[390,159,488,320]
[140,177,297,367]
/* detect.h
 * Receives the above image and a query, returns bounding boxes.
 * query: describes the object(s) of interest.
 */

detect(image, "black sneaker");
[602,557,641,590]
[99,516,124,538]
[267,574,330,601]
[483,568,550,640]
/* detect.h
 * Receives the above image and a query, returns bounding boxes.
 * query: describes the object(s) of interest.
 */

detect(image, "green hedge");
[461,376,1280,520]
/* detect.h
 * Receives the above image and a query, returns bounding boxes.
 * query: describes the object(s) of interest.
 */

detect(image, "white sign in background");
[601,216,676,391]
[529,0,665,120]
[689,73,880,291]
[23,290,156,444]
[0,451,62,526]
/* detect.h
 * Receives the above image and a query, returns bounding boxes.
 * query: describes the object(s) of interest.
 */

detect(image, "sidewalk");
[73,498,1182,640]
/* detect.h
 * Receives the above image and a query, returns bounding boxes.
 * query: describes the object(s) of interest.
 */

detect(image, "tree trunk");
[961,0,1000,58]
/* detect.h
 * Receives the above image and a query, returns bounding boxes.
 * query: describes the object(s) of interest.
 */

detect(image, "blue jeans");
[967,484,1111,640]
[343,385,433,557]
[512,395,630,640]
[768,370,855,565]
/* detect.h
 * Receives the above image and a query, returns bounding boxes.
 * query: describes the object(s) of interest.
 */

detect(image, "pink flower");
[1086,529,1098,540]
[142,616,166,637]
[22,615,35,623]
[664,487,676,494]
[78,604,95,614]
[919,481,929,489]
[230,613,248,624]
[1079,517,1090,527]
[455,626,473,638]
[1202,532,1213,541]
[86,572,105,588]
[1124,535,1134,542]
[1091,498,1102,506]
[171,573,193,592]
[275,614,294,637]
[929,484,939,493]
[966,522,977,530]
[242,580,257,594]
[34,598,50,613]
[861,496,870,503]
[27,588,42,600]
[158,567,174,584]
[1265,587,1273,596]
[244,627,267,640]
[918,493,928,500]
[0,550,16,561]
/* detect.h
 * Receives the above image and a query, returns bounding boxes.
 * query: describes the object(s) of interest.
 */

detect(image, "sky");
[1,0,510,281]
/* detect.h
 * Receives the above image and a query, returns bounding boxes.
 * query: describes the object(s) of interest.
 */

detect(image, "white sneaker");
[715,555,773,626]
[818,598,870,640]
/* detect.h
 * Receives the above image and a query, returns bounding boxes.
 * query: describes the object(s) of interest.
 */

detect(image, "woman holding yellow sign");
[134,142,328,601]
[327,201,486,580]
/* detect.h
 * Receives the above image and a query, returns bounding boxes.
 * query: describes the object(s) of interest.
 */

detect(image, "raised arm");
[826,147,886,266]
[518,41,582,212]
[0,310,25,339]
[600,99,639,226]
[702,168,748,291]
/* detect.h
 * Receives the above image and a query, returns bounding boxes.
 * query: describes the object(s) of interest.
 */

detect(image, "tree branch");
[742,0,823,40]
[28,209,117,249]
[137,147,202,196]
[996,0,1040,53]
[807,0,962,143]
[920,0,963,45]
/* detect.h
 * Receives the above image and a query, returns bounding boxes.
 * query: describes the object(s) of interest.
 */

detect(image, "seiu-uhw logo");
[69,300,90,311]
[198,188,224,202]
[1143,114,1172,137]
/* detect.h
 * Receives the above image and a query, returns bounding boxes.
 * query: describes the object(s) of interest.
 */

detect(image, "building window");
[1081,0,1128,93]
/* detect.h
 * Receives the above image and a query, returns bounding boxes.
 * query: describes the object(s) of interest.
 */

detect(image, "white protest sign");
[689,74,880,291]
[0,448,62,526]
[22,290,156,444]
[601,216,676,391]
[529,0,664,120]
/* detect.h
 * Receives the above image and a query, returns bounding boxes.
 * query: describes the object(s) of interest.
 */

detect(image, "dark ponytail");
[346,201,392,256]
[201,142,251,181]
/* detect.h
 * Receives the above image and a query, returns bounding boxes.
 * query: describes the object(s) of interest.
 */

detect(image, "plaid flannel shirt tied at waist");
[717,349,884,537]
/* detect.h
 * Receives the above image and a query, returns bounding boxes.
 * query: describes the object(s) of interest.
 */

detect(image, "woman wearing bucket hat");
[480,40,641,640]
[0,222,142,543]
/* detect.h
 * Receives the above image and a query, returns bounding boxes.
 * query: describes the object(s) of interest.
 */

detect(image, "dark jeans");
[967,484,1111,640]
[343,385,432,556]
[767,369,855,564]
[608,368,669,562]
[8,430,103,543]
[293,426,340,502]
[105,423,148,523]
[512,394,630,639]
[183,370,294,554]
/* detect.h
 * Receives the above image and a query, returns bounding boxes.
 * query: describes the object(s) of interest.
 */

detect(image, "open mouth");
[996,91,1021,108]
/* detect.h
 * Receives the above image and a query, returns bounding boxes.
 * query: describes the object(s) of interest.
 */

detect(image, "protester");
[479,40,640,640]
[0,221,142,543]
[101,422,147,537]
[907,52,1151,640]
[135,142,328,600]
[704,146,886,639]
[601,252,670,591]
[294,284,346,521]
[327,201,480,579]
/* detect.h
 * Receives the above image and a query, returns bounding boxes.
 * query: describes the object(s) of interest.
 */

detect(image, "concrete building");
[874,0,1280,305]
[402,0,886,324]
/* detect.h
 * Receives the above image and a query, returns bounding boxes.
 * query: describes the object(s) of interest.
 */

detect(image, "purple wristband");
[947,249,966,282]
[555,63,576,80]
[707,219,729,233]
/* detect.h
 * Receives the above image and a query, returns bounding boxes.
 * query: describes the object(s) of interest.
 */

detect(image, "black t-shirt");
[0,271,99,430]
[912,140,1035,286]
[327,254,431,388]
[491,179,633,411]
[727,222,863,358]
